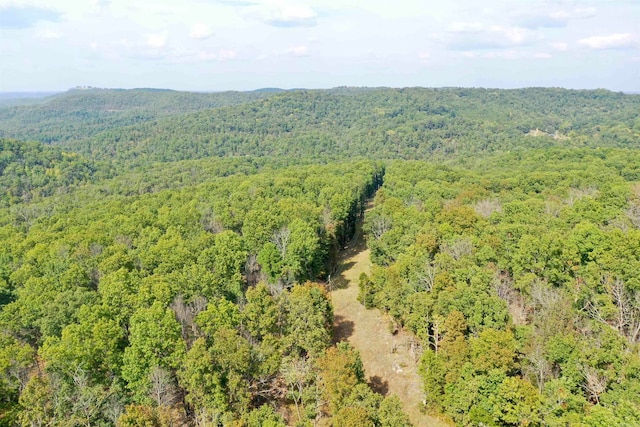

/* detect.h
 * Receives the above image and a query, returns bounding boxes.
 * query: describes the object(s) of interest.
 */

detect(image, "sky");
[0,0,639,92]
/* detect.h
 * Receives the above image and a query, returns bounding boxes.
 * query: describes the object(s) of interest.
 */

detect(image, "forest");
[0,87,639,426]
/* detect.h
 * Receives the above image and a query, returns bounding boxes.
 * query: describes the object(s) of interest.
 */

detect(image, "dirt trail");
[330,222,450,427]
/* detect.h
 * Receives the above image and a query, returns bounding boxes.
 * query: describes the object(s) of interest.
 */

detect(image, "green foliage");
[121,302,185,402]
[365,151,640,425]
[488,377,541,426]
[117,404,177,427]
[0,89,273,147]
[2,87,640,425]
[243,404,286,427]
[177,338,227,418]
[0,138,103,207]
[5,88,640,169]
[378,395,413,427]
[286,283,333,358]
[0,154,386,425]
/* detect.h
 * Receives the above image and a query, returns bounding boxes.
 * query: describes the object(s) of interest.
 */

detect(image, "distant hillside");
[251,87,288,93]
[58,87,640,165]
[0,138,106,207]
[1,87,639,168]
[0,88,275,143]
[0,91,61,108]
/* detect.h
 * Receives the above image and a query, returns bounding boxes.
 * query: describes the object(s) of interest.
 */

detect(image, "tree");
[378,395,412,427]
[285,283,332,358]
[117,404,178,427]
[121,302,185,403]
[470,328,517,374]
[257,243,283,283]
[333,406,375,427]
[0,333,34,404]
[195,297,241,340]
[243,282,279,340]
[18,375,54,427]
[317,343,365,416]
[177,338,227,423]
[488,377,541,426]
[243,404,286,427]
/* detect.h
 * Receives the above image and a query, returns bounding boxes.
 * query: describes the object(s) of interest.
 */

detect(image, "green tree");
[121,302,185,403]
[285,283,332,358]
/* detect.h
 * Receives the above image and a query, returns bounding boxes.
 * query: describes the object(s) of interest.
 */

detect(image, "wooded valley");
[1,87,639,426]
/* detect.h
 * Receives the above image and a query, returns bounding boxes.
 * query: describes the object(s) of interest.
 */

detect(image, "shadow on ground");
[333,315,355,342]
[330,261,356,289]
[329,217,369,290]
[368,375,389,396]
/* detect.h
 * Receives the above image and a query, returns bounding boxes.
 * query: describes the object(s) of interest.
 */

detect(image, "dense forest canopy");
[1,88,639,169]
[0,89,275,145]
[362,150,640,425]
[1,87,639,426]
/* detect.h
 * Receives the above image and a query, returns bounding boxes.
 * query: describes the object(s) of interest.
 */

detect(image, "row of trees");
[361,148,640,426]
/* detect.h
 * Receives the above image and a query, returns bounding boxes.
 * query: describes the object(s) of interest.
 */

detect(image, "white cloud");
[449,22,483,33]
[549,7,597,22]
[549,42,568,52]
[442,24,538,50]
[197,49,238,61]
[218,49,237,60]
[516,7,597,29]
[418,52,430,63]
[189,23,214,40]
[35,28,62,40]
[146,32,168,49]
[287,45,309,56]
[250,0,317,27]
[496,26,530,45]
[572,8,597,20]
[578,33,638,50]
[460,50,551,60]
[91,0,111,7]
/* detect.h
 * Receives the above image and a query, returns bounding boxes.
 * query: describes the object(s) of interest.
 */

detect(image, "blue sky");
[0,0,639,91]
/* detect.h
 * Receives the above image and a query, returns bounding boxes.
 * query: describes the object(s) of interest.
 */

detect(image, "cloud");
[441,24,538,50]
[218,49,238,60]
[189,23,214,40]
[579,33,638,50]
[418,52,431,64]
[515,7,596,29]
[549,42,568,52]
[146,32,168,49]
[0,6,61,29]
[460,50,551,60]
[287,45,309,56]
[197,49,237,61]
[258,45,310,59]
[215,0,257,6]
[449,22,484,33]
[250,0,317,27]
[35,28,62,40]
[115,35,235,64]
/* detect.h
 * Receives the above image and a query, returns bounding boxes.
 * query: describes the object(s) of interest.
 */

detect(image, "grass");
[330,219,452,427]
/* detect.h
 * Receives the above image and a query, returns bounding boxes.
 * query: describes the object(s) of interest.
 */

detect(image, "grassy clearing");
[330,229,452,427]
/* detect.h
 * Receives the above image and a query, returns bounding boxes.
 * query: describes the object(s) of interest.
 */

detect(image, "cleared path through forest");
[330,216,450,427]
